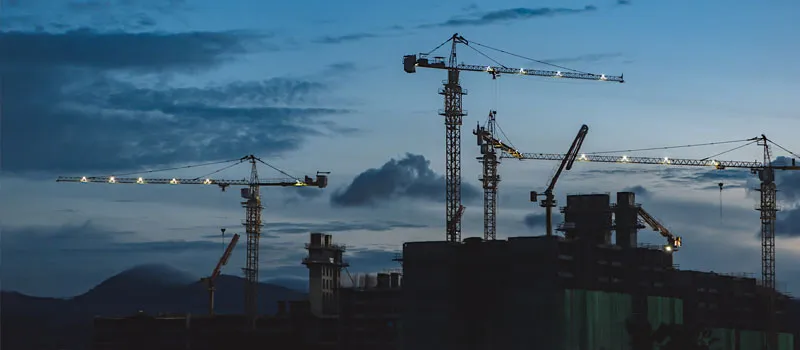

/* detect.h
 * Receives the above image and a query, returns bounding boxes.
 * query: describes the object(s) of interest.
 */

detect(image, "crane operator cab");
[314,172,329,188]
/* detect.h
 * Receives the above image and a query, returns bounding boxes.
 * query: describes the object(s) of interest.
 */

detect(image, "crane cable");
[193,160,246,180]
[768,139,800,160]
[698,139,760,161]
[107,158,244,177]
[469,40,590,75]
[584,138,759,155]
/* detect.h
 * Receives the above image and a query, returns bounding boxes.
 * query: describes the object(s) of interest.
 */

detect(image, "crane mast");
[404,33,623,243]
[506,134,798,349]
[477,111,500,240]
[441,34,468,243]
[755,136,778,349]
[56,154,329,326]
[242,157,262,323]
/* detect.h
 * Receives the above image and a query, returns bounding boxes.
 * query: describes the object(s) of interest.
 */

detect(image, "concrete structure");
[302,233,348,317]
[338,273,402,350]
[401,192,797,350]
[92,301,338,350]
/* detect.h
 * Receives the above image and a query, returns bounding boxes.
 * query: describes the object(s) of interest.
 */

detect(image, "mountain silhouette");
[1,264,307,350]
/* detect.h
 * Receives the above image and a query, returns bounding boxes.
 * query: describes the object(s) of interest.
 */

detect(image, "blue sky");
[2,0,800,297]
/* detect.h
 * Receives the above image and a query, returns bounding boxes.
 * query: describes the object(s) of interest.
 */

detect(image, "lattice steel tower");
[755,136,777,350]
[438,34,468,243]
[241,157,263,324]
[478,111,499,240]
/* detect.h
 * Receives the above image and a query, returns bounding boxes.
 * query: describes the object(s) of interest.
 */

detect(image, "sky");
[1,0,800,298]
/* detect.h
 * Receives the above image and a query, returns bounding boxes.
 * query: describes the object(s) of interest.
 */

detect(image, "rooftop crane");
[474,113,523,240]
[637,207,682,252]
[531,125,589,237]
[56,154,329,326]
[473,111,523,240]
[501,134,800,350]
[404,33,623,243]
[201,231,240,315]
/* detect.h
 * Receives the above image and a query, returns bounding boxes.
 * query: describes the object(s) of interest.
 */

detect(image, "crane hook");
[718,183,724,219]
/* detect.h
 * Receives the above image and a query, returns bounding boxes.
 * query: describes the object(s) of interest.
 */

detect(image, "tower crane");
[474,111,521,240]
[201,231,240,315]
[404,33,624,243]
[501,134,800,350]
[56,154,329,325]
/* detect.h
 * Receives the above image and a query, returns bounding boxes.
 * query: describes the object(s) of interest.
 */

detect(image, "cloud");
[540,53,624,65]
[330,153,481,207]
[429,5,598,27]
[0,28,352,174]
[523,212,564,229]
[616,0,631,5]
[264,220,428,235]
[0,29,258,69]
[0,221,299,296]
[622,185,652,200]
[313,33,378,44]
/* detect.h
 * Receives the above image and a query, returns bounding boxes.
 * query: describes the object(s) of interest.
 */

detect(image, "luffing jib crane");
[56,154,329,326]
[201,231,240,315]
[637,207,682,252]
[531,125,589,237]
[404,33,623,243]
[503,134,799,350]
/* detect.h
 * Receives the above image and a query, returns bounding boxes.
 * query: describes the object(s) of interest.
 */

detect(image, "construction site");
[57,34,800,350]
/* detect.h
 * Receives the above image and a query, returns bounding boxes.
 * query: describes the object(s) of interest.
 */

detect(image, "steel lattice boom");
[56,154,329,325]
[405,33,623,242]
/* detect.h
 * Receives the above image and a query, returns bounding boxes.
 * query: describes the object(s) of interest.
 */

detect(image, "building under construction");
[401,191,798,350]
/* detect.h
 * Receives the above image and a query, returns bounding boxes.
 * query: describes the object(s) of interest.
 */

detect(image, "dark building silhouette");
[401,192,797,350]
[92,194,798,350]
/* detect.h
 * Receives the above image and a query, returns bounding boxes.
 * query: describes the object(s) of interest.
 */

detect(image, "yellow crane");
[201,231,240,316]
[57,154,329,325]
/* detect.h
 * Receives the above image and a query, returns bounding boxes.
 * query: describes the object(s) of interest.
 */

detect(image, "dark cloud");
[622,185,652,200]
[429,5,597,27]
[313,33,378,44]
[0,221,297,296]
[617,0,631,5]
[330,153,481,207]
[0,28,351,174]
[774,208,800,237]
[263,220,427,235]
[0,29,257,69]
[540,53,624,64]
[523,212,563,229]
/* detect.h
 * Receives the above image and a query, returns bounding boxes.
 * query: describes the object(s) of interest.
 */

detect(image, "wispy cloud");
[0,28,352,174]
[540,52,624,65]
[426,5,598,27]
[313,32,378,44]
